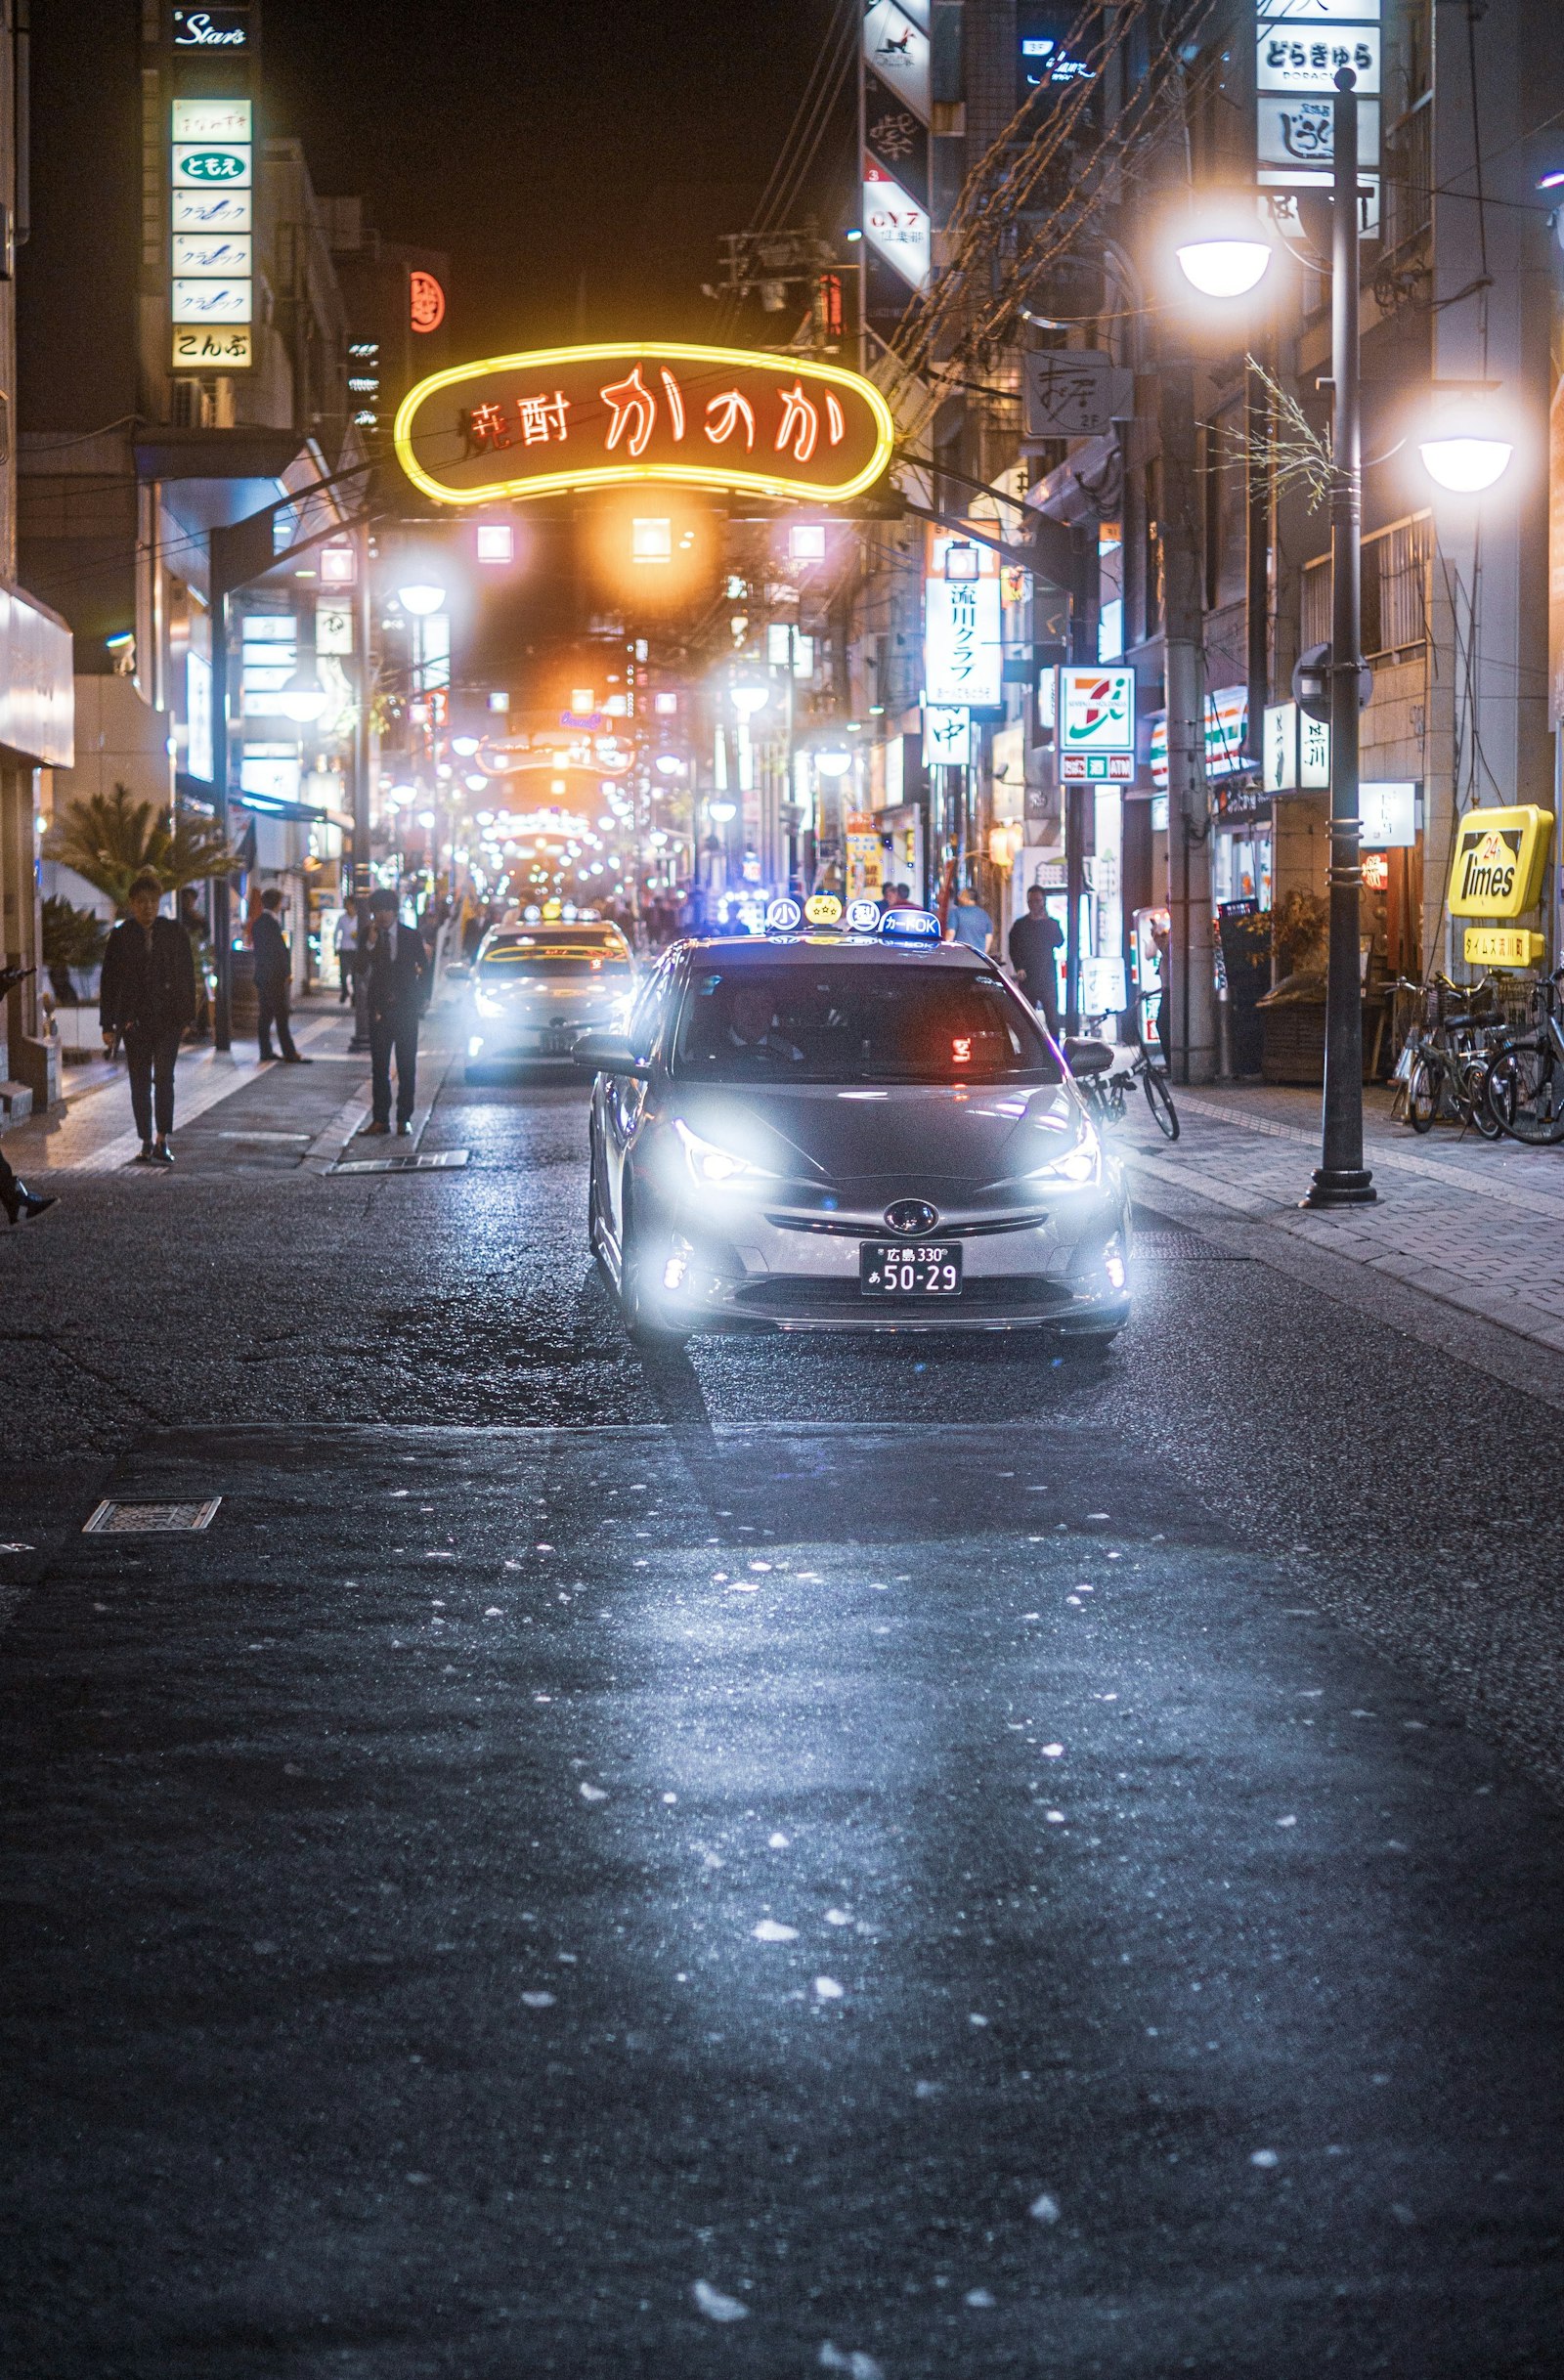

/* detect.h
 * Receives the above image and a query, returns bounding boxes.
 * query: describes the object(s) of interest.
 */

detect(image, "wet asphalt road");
[1,1041,1562,2377]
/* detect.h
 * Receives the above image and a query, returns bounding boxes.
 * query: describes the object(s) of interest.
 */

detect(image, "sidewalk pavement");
[0,1004,370,1176]
[1122,1078,1564,1359]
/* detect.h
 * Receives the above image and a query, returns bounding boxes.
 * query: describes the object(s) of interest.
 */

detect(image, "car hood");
[670,1078,1090,1191]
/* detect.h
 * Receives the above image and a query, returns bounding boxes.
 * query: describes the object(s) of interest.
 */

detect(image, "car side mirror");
[1064,1036,1114,1078]
[572,1032,650,1078]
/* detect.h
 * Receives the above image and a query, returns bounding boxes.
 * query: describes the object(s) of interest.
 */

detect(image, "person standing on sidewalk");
[252,889,312,1065]
[361,888,432,1138]
[99,870,196,1166]
[1008,885,1064,1037]
[0,962,56,1223]
[948,885,994,954]
[334,901,358,1004]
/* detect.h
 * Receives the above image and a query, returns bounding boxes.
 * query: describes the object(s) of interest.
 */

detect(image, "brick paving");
[1125,1081,1564,1356]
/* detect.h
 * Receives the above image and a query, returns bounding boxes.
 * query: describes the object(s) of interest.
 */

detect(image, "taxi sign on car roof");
[880,905,942,942]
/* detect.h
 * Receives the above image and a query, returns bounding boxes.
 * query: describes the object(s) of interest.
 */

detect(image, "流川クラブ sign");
[393,342,895,507]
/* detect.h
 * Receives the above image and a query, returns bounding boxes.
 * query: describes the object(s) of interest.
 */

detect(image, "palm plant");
[44,783,243,914]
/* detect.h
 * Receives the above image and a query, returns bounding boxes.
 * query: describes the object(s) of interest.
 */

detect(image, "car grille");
[733,1276,1073,1316]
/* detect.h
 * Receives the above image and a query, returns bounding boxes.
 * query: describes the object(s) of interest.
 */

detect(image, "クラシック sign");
[394,342,895,508]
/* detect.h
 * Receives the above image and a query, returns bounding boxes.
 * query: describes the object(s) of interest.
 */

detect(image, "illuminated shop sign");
[170,96,253,368]
[172,7,250,45]
[1445,804,1553,919]
[925,534,1002,710]
[394,342,895,507]
[1257,1,1381,228]
[410,270,446,333]
[1148,686,1250,788]
[1061,666,1136,756]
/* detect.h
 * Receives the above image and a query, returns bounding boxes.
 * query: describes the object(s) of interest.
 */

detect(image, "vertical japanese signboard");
[169,2,256,371]
[862,0,932,305]
[924,534,1002,711]
[1256,1,1381,234]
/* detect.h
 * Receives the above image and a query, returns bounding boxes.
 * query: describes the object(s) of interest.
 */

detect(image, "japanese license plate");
[859,1242,963,1296]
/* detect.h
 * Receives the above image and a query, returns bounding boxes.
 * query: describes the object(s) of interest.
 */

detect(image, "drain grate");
[330,1147,470,1175]
[1133,1229,1250,1261]
[83,1498,222,1536]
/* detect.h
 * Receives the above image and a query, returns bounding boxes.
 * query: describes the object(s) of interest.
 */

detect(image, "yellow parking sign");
[1445,804,1553,918]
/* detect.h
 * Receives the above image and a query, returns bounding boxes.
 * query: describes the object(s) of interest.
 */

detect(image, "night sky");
[262,0,852,357]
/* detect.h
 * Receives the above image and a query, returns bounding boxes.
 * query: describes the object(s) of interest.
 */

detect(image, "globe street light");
[1418,388,1517,497]
[1173,192,1276,300]
[397,581,447,616]
[813,749,853,777]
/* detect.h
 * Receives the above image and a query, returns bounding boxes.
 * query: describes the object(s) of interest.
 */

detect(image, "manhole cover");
[82,1498,222,1535]
[330,1148,470,1175]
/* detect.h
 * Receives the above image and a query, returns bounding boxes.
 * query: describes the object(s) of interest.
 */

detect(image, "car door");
[599,952,678,1248]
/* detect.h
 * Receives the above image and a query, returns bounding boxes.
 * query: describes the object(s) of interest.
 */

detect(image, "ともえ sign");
[393,341,895,508]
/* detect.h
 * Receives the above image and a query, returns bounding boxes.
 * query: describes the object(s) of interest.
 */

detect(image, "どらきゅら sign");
[393,342,895,507]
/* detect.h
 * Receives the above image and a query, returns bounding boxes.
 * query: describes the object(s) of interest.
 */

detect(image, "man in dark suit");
[251,887,311,1063]
[99,869,197,1165]
[362,887,432,1137]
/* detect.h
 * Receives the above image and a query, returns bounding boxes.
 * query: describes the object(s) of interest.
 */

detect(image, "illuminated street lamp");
[813,749,853,777]
[729,683,769,717]
[1177,72,1374,1208]
[1418,391,1516,495]
[276,659,329,725]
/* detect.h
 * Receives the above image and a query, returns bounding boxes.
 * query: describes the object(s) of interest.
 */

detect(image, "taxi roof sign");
[880,905,942,942]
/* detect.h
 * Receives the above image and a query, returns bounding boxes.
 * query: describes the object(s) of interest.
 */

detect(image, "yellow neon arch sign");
[393,340,895,509]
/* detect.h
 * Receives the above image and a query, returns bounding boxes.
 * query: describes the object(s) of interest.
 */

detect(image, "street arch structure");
[393,340,895,508]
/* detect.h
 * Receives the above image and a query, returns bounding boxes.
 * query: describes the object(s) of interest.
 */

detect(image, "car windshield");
[671,962,1062,1084]
[481,941,630,980]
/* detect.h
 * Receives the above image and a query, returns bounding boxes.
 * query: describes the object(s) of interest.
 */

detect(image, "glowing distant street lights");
[729,684,770,717]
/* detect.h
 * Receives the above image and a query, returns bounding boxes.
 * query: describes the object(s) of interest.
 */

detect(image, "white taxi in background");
[466,919,635,1079]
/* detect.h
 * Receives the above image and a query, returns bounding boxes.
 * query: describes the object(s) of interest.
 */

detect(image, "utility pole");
[1303,67,1375,1205]
[1157,355,1216,1084]
[349,514,373,1055]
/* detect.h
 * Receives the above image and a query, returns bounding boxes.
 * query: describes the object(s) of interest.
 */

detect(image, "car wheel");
[620,1199,689,1348]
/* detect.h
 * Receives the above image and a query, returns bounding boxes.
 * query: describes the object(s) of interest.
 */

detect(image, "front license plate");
[859,1241,962,1296]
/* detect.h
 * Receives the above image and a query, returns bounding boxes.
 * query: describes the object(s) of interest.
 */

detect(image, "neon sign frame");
[393,340,896,508]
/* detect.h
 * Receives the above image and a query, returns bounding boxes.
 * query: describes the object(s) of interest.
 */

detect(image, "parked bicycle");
[1065,1027,1180,1142]
[1390,972,1508,1140]
[1485,968,1564,1145]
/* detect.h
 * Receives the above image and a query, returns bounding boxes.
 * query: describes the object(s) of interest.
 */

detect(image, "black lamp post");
[1303,65,1376,1206]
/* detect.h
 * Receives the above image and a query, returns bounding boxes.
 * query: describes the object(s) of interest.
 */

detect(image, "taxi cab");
[466,919,635,1078]
[573,895,1131,1347]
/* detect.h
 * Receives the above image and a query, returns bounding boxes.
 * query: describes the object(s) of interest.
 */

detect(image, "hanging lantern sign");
[394,341,895,508]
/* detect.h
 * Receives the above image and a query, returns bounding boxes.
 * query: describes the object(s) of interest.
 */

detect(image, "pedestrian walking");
[948,885,994,954]
[98,869,196,1166]
[252,888,312,1064]
[1008,884,1064,1035]
[361,888,432,1138]
[334,901,359,1004]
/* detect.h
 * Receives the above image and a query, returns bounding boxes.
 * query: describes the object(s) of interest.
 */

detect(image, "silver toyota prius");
[465,921,636,1078]
[575,914,1132,1347]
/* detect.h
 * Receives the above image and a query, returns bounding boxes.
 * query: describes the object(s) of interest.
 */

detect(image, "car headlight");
[1027,1129,1101,1185]
[674,1119,771,1187]
[474,988,505,1018]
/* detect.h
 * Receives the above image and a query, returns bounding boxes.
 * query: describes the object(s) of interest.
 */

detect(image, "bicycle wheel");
[1141,1065,1180,1141]
[1407,1056,1440,1133]
[1459,1053,1503,1140]
[1491,1041,1564,1145]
